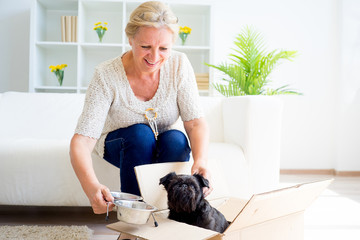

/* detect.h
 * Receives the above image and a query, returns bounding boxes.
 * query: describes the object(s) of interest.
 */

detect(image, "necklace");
[144,108,158,140]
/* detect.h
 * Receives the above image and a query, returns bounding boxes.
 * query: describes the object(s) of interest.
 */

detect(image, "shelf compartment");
[34,44,77,88]
[170,3,211,47]
[175,48,210,74]
[34,0,78,42]
[80,1,123,44]
[79,45,123,88]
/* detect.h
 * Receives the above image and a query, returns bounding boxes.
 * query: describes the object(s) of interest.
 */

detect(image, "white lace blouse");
[75,50,203,158]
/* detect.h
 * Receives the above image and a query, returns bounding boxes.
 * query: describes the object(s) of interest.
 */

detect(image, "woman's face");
[129,26,173,75]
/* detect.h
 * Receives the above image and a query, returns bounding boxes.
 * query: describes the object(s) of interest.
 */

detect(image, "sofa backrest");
[0,92,85,140]
[199,96,224,142]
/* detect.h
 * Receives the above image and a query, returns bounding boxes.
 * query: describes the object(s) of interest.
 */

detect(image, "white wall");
[0,0,31,92]
[336,0,360,171]
[1,0,359,171]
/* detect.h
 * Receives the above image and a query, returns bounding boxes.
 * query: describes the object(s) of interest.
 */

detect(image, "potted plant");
[206,26,301,96]
[205,26,299,189]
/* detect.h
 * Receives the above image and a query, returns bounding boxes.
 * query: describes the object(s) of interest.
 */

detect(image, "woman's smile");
[144,58,160,67]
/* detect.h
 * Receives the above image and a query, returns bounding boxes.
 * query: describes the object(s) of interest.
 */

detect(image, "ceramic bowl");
[114,200,157,224]
[110,192,143,201]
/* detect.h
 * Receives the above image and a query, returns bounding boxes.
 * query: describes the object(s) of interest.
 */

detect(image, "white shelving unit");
[29,0,213,95]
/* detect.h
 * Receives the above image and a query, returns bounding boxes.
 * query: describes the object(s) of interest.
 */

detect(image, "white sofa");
[0,92,282,206]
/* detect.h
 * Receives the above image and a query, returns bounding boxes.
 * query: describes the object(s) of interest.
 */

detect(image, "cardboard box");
[107,162,332,240]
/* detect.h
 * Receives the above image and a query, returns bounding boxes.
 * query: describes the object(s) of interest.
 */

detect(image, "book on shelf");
[195,73,209,90]
[61,16,77,42]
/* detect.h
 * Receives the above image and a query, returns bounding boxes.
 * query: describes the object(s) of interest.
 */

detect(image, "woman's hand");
[70,134,114,214]
[191,162,213,198]
[184,117,212,197]
[85,183,115,214]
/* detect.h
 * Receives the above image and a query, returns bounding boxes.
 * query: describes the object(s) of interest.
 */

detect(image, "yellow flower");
[49,64,67,72]
[49,64,67,86]
[94,22,108,42]
[60,64,68,69]
[179,26,192,34]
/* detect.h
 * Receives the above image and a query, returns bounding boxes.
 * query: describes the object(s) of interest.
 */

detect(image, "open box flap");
[134,162,192,210]
[215,197,248,222]
[224,179,333,233]
[107,215,222,240]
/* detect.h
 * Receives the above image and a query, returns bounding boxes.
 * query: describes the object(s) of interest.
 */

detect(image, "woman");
[70,1,211,214]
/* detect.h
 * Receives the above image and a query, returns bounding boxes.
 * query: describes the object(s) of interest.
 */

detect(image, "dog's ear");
[159,172,177,188]
[193,174,210,188]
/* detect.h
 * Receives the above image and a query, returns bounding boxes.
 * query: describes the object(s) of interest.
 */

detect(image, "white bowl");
[114,200,157,224]
[110,191,143,201]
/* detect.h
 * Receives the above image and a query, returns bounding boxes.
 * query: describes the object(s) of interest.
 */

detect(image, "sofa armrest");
[222,96,283,194]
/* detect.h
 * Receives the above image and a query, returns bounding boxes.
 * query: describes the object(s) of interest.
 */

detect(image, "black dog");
[159,172,229,233]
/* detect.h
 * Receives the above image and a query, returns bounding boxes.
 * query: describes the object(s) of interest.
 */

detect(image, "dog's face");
[159,172,209,213]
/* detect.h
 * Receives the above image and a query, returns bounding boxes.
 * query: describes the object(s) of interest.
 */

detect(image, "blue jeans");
[103,124,191,196]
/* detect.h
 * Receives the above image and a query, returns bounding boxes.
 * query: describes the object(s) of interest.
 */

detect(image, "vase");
[179,33,188,45]
[55,70,64,86]
[98,34,104,43]
[96,30,105,43]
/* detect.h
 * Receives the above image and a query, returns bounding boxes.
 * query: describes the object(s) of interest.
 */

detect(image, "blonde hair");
[125,1,179,42]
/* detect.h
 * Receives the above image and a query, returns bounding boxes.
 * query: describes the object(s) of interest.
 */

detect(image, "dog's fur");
[159,172,229,233]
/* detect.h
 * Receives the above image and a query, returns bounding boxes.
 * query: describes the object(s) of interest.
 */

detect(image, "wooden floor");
[0,174,359,240]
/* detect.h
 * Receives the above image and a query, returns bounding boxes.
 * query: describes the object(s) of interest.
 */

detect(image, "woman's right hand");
[85,184,115,214]
[70,134,114,214]
[85,183,115,214]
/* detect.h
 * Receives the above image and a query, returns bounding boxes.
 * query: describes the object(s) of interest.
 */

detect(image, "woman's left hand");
[184,117,212,197]
[191,162,213,198]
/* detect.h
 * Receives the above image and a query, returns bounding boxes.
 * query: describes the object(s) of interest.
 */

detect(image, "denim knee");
[127,124,156,157]
[156,130,191,163]
[104,124,156,166]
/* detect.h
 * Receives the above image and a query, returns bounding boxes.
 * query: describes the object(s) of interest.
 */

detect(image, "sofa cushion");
[0,138,119,206]
[0,139,88,206]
